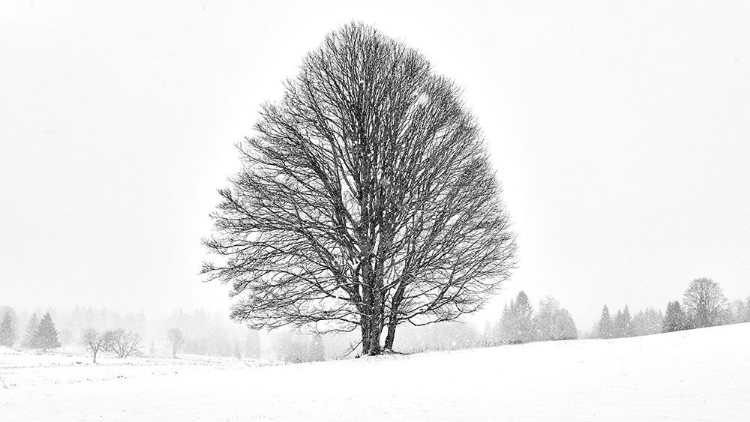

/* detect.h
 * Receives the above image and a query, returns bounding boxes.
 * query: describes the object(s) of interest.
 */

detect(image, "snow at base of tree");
[2,322,748,421]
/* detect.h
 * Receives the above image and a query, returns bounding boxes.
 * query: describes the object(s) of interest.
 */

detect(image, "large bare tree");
[202,22,517,355]
[682,277,729,328]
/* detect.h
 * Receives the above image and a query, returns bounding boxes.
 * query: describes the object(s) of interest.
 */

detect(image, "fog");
[1,1,749,334]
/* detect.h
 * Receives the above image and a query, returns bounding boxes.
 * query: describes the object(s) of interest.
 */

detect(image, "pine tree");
[598,305,614,339]
[557,308,578,340]
[35,312,61,352]
[631,308,663,336]
[500,291,535,344]
[613,310,624,338]
[614,306,634,338]
[21,313,40,348]
[663,301,687,333]
[623,306,634,337]
[0,311,17,347]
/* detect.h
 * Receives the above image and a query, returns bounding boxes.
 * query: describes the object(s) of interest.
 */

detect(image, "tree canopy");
[202,22,516,355]
[682,278,729,328]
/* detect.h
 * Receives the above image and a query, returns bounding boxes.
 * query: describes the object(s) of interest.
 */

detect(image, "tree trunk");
[360,316,383,355]
[384,319,397,350]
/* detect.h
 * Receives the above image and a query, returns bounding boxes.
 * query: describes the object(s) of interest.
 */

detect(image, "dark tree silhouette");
[682,278,729,328]
[202,22,517,355]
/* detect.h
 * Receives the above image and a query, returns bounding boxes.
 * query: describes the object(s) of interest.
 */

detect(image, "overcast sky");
[1,1,749,329]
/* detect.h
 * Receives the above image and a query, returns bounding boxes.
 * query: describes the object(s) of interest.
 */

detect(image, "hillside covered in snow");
[2,323,749,421]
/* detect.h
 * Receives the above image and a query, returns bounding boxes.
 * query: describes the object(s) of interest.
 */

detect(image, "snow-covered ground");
[2,323,749,421]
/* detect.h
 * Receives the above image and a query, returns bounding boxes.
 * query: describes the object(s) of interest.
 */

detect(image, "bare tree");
[682,278,729,329]
[202,22,516,355]
[82,328,107,363]
[166,328,185,358]
[103,329,141,358]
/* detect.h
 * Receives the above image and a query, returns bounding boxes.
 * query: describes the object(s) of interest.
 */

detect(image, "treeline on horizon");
[591,277,750,340]
[0,306,256,359]
[2,277,748,361]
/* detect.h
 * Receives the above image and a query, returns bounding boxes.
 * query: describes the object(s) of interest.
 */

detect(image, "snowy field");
[2,323,749,421]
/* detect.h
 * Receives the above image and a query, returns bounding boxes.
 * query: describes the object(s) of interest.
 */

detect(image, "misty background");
[1,1,749,345]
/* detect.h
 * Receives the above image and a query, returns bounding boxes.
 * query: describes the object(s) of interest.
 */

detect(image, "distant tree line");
[0,310,61,352]
[594,305,663,339]
[270,332,326,363]
[662,277,748,332]
[593,277,749,339]
[161,309,260,359]
[484,291,578,346]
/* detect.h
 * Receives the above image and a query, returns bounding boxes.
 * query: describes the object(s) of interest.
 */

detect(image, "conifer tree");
[556,308,578,340]
[500,291,535,344]
[631,308,663,336]
[21,313,40,348]
[598,305,614,339]
[614,306,634,338]
[613,309,624,338]
[35,312,61,352]
[622,306,634,337]
[663,301,687,333]
[0,311,17,347]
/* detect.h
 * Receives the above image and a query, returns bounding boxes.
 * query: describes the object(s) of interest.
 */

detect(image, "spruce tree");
[613,309,624,338]
[0,311,17,347]
[35,312,61,352]
[613,306,634,338]
[662,301,687,333]
[21,313,40,348]
[514,291,535,342]
[500,291,535,344]
[598,305,614,339]
[557,308,578,340]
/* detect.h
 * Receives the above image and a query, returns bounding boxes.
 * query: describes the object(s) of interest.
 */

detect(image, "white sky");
[1,1,749,329]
